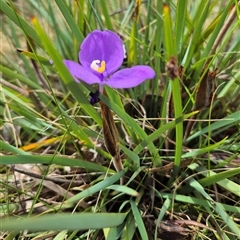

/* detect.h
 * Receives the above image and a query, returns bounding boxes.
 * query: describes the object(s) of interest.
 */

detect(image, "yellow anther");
[91,60,106,73]
[97,61,105,73]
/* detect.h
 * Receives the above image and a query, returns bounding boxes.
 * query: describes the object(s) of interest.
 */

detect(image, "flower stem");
[100,89,124,184]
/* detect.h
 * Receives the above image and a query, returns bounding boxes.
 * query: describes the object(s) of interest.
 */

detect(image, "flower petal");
[79,30,124,76]
[106,66,155,89]
[64,60,101,84]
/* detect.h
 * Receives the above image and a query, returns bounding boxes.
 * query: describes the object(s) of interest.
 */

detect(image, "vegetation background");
[1,0,240,239]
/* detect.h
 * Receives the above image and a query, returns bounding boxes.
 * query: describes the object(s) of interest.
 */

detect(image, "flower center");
[91,60,106,73]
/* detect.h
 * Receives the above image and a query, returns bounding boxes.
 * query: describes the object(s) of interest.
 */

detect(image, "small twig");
[0,79,29,96]
[12,165,89,209]
[147,159,194,174]
[13,165,84,185]
[174,219,216,232]
[26,39,50,91]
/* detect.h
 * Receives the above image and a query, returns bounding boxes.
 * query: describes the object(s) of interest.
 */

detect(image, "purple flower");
[64,30,155,93]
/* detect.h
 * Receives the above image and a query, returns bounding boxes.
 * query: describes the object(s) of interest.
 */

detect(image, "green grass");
[1,0,240,239]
